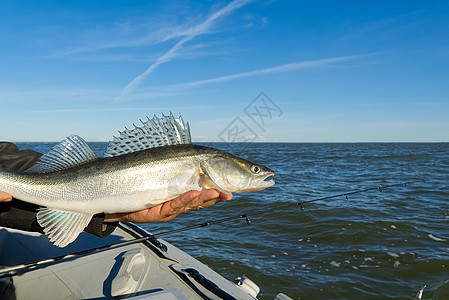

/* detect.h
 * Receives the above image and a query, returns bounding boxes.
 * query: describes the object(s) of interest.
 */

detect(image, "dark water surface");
[17,142,449,299]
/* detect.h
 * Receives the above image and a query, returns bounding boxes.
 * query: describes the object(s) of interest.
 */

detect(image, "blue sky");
[0,0,448,142]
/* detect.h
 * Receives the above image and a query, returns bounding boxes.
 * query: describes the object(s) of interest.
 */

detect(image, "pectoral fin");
[37,208,93,248]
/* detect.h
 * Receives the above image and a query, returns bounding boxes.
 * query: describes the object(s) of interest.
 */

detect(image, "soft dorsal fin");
[104,112,191,157]
[26,135,99,173]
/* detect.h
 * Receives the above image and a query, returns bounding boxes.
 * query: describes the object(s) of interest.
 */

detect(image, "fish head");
[200,154,275,193]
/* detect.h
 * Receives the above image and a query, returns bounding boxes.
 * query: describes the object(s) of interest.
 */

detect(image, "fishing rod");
[0,180,423,276]
[0,214,250,276]
[296,180,425,210]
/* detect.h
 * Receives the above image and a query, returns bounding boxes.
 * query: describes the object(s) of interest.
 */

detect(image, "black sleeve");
[0,142,118,238]
[0,142,42,172]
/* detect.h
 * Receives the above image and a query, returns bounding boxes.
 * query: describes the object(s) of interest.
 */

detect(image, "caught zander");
[0,113,274,247]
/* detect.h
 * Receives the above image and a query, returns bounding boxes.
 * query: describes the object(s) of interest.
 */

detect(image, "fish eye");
[251,165,260,173]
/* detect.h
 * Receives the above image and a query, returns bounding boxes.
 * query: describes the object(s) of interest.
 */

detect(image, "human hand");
[0,191,12,202]
[104,189,232,223]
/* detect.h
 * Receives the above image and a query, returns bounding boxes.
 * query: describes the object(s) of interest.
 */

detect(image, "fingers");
[156,191,198,222]
[178,189,231,212]
[103,212,129,223]
[156,189,232,222]
[104,190,201,223]
[0,191,12,202]
[104,189,233,223]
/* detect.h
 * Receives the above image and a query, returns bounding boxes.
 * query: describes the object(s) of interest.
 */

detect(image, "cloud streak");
[174,55,359,88]
[53,16,196,57]
[116,0,251,101]
[130,55,361,98]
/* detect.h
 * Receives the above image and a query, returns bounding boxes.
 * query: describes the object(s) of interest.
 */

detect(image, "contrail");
[173,55,359,88]
[116,0,251,101]
[131,55,362,96]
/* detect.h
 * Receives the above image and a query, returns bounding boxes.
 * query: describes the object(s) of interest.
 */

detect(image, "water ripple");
[18,142,449,299]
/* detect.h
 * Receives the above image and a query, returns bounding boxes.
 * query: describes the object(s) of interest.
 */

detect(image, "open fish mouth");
[261,172,275,187]
[243,173,275,192]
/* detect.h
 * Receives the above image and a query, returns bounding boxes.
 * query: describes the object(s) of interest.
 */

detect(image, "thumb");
[0,191,12,202]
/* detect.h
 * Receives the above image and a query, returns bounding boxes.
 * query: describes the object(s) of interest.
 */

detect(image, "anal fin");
[37,208,93,247]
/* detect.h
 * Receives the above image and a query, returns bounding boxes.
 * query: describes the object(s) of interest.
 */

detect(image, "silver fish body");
[0,144,274,213]
[0,142,274,247]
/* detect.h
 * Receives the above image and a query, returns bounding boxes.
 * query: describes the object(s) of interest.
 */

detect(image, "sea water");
[17,142,449,299]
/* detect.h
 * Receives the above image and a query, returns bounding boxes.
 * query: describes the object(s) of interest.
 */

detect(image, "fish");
[0,113,275,247]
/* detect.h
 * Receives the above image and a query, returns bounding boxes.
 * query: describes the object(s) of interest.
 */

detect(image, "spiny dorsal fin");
[104,112,191,157]
[26,135,99,173]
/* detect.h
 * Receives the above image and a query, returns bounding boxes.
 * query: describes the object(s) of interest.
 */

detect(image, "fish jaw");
[257,172,276,190]
[233,171,275,193]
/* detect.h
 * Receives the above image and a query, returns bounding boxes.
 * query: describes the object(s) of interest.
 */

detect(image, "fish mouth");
[237,172,275,193]
[249,173,274,192]
[260,172,275,187]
